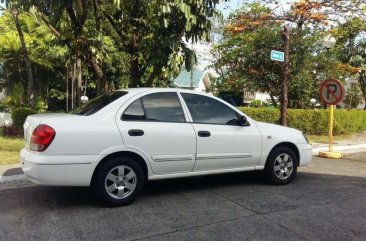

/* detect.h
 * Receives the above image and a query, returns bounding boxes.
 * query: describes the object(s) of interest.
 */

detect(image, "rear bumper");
[297,143,312,166]
[20,148,100,186]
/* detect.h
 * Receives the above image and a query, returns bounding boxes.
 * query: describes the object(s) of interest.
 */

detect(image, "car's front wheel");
[93,156,145,206]
[265,146,298,185]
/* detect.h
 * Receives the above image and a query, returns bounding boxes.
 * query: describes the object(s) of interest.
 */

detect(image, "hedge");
[11,108,37,130]
[239,107,366,135]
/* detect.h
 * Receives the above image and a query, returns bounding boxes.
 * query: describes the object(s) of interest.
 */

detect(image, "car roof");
[115,88,211,96]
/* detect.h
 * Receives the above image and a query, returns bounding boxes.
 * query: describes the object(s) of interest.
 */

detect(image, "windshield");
[70,91,128,116]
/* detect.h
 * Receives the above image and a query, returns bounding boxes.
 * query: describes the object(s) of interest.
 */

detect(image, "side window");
[122,99,145,120]
[142,92,185,122]
[182,93,239,125]
[122,92,185,122]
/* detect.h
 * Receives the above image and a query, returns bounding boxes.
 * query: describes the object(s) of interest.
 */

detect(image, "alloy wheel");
[104,165,137,199]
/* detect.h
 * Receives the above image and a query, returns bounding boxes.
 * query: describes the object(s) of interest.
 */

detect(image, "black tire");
[265,146,298,185]
[93,156,145,206]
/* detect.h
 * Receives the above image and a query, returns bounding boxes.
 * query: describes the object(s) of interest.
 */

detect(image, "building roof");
[173,70,206,88]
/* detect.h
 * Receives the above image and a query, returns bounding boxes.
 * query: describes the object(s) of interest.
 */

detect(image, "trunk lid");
[23,113,76,149]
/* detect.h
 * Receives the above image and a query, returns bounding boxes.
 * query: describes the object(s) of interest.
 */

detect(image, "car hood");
[255,121,306,144]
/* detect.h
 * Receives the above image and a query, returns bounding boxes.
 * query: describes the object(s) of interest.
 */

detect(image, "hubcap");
[274,153,293,180]
[105,165,137,199]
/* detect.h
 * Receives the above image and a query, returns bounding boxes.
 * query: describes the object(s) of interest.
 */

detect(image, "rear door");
[116,91,196,175]
[180,93,262,171]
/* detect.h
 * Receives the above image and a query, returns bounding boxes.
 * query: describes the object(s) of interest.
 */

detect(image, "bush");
[239,107,366,135]
[11,108,37,131]
[0,101,10,112]
[0,125,22,137]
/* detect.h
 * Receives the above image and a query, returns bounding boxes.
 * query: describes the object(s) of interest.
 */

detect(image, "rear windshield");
[70,91,128,116]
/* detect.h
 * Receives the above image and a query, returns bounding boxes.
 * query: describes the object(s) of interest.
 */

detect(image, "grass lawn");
[307,134,352,144]
[0,137,24,165]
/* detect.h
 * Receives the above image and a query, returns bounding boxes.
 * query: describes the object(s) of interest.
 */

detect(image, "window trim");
[121,92,187,123]
[180,92,250,127]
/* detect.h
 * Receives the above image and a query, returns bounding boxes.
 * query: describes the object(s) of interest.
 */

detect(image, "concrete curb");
[0,174,28,185]
[312,144,366,155]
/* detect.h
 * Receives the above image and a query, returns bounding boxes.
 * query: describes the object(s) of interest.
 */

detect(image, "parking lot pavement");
[1,154,366,241]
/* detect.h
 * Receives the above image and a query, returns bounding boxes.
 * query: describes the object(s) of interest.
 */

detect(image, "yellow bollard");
[329,104,333,152]
[319,104,343,159]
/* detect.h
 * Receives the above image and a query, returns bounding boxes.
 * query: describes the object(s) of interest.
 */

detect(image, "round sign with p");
[320,79,345,105]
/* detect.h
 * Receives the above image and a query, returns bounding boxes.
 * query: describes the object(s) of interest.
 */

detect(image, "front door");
[180,93,262,171]
[116,92,196,175]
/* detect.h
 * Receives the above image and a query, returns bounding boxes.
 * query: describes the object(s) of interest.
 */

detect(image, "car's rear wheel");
[265,146,298,185]
[93,156,145,206]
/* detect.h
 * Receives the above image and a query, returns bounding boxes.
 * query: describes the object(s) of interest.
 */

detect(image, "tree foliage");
[0,0,223,110]
[212,1,366,109]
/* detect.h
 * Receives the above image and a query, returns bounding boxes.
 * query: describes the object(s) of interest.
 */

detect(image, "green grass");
[0,137,24,165]
[307,134,352,144]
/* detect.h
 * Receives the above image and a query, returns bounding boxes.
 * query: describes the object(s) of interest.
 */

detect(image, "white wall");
[0,88,5,101]
[255,92,271,102]
[0,112,12,126]
[195,80,206,93]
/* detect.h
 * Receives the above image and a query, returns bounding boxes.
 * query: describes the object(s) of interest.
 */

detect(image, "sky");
[217,0,247,17]
[217,0,294,18]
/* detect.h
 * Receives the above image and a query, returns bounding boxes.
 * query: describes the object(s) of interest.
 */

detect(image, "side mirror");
[239,115,249,126]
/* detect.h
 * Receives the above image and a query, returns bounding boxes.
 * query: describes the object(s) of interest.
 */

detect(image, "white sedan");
[21,88,312,206]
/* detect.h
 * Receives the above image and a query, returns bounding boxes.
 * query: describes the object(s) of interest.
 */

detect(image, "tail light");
[30,125,56,152]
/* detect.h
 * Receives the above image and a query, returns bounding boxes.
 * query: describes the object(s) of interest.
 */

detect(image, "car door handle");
[198,131,211,137]
[128,129,144,136]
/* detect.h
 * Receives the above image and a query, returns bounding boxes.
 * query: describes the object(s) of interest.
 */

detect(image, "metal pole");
[328,104,334,152]
[280,25,290,126]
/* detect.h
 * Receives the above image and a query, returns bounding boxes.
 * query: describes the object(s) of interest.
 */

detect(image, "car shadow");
[2,167,23,176]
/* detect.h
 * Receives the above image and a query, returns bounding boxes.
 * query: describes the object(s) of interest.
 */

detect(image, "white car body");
[21,88,312,187]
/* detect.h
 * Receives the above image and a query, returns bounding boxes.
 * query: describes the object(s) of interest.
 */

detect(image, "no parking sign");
[320,79,345,105]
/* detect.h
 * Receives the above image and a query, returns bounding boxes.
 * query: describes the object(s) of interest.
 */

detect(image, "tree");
[223,1,366,124]
[1,0,36,108]
[334,18,366,109]
[212,22,325,108]
[344,83,362,109]
[0,8,67,110]
[102,0,222,87]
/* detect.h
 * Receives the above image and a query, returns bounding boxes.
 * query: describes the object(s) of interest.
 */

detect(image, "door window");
[122,99,145,120]
[122,92,185,122]
[181,93,239,125]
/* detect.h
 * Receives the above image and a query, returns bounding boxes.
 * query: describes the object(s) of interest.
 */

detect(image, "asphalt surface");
[1,153,366,241]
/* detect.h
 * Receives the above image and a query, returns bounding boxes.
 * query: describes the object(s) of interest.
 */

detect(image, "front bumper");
[20,148,99,186]
[297,143,312,166]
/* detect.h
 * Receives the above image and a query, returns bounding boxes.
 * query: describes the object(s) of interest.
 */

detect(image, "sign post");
[319,79,345,159]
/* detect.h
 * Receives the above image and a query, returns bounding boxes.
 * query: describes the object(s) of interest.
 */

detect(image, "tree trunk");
[76,58,82,106]
[359,70,366,110]
[72,62,76,109]
[12,7,35,108]
[145,66,161,87]
[269,94,277,108]
[66,65,69,112]
[89,57,108,95]
[280,25,290,126]
[128,0,141,88]
[129,52,140,88]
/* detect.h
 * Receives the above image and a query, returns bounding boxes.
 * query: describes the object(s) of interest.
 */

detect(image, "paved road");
[1,154,366,241]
